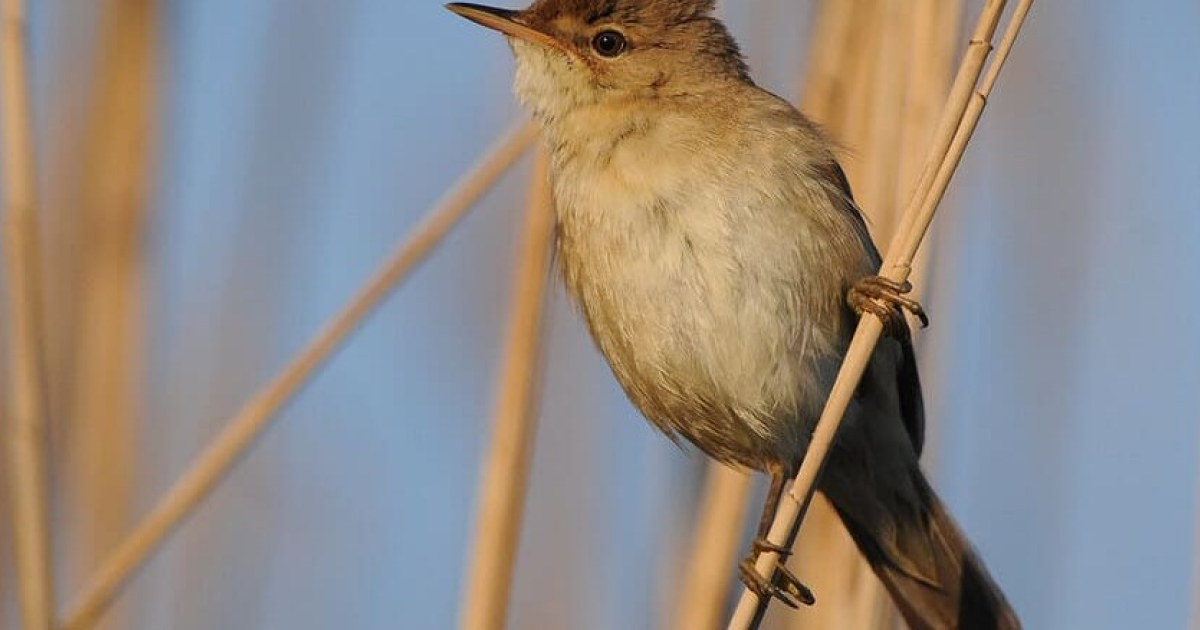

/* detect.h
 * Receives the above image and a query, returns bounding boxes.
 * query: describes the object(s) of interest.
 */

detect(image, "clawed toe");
[752,538,792,558]
[738,541,816,608]
[739,558,803,609]
[848,275,930,331]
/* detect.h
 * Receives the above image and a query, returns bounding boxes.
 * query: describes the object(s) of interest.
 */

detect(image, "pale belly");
[544,109,862,469]
[555,192,841,470]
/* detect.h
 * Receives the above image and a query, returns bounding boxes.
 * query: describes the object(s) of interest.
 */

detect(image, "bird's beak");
[446,3,564,52]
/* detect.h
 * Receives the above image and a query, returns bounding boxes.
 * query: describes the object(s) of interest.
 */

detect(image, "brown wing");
[818,160,927,455]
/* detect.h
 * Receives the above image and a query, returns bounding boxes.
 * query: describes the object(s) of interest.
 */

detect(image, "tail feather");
[827,465,1020,630]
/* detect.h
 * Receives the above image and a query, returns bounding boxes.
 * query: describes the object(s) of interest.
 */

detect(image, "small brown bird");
[448,1,1019,627]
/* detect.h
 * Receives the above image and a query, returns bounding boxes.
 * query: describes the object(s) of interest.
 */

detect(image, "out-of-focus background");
[1,1,1199,629]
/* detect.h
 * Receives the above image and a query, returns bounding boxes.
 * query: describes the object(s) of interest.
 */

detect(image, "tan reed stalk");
[784,3,892,630]
[729,1,1033,627]
[674,465,753,630]
[786,3,923,629]
[460,147,555,630]
[60,121,538,630]
[837,0,883,192]
[857,0,912,245]
[899,0,964,219]
[795,3,916,629]
[1,0,57,627]
[844,3,963,628]
[63,3,157,629]
[899,0,964,342]
[797,1,853,119]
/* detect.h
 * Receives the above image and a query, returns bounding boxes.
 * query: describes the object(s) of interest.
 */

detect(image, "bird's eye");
[591,30,627,58]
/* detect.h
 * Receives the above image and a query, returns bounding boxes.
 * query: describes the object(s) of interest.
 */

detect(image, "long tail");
[824,462,1020,630]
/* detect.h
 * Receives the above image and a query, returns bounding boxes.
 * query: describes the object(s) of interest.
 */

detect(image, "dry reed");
[786,3,964,629]
[786,9,888,628]
[63,3,157,630]
[729,1,1033,627]
[1,0,57,627]
[788,2,911,628]
[460,148,555,630]
[674,465,753,630]
[60,121,538,630]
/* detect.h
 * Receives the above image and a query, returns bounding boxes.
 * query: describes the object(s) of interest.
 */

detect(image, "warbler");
[448,1,1019,627]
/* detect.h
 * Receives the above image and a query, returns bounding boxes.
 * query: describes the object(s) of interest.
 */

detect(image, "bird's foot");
[848,275,929,332]
[751,538,793,558]
[737,539,816,608]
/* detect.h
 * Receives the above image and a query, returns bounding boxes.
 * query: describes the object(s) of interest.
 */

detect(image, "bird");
[447,1,1020,627]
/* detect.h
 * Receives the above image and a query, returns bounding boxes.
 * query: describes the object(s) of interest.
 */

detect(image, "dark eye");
[591,30,627,57]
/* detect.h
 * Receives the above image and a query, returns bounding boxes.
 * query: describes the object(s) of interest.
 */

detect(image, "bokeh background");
[2,1,1200,629]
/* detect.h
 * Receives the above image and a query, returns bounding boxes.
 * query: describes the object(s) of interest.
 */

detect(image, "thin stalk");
[859,0,912,242]
[1,0,57,627]
[64,3,157,629]
[673,465,752,630]
[898,0,964,347]
[728,1,1032,627]
[798,0,858,121]
[61,121,538,630]
[460,148,555,630]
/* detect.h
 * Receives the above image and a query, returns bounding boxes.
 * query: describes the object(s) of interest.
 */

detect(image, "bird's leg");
[848,275,930,332]
[737,467,816,608]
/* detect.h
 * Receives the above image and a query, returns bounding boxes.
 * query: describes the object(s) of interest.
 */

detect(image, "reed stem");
[460,147,555,630]
[2,0,57,627]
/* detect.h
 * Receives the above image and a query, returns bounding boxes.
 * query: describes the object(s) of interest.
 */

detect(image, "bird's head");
[447,0,749,122]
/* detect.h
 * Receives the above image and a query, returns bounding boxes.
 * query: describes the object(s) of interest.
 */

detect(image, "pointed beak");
[445,3,564,52]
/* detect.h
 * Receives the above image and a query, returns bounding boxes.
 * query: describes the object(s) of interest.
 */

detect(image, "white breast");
[548,109,840,447]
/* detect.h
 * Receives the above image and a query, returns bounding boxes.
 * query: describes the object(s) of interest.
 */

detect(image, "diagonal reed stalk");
[460,148,555,630]
[60,121,538,630]
[729,1,1034,627]
[1,0,57,628]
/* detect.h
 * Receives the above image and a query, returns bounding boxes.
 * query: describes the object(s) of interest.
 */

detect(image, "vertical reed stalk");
[900,0,964,337]
[857,0,912,241]
[673,465,752,630]
[63,3,157,629]
[798,1,854,120]
[460,148,555,630]
[787,2,912,628]
[1,0,56,628]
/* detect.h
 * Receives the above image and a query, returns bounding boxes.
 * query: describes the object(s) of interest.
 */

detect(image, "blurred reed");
[732,0,1033,626]
[460,149,555,630]
[785,2,962,630]
[61,3,157,630]
[1,0,57,627]
[676,2,961,628]
[60,123,538,630]
[674,465,752,630]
